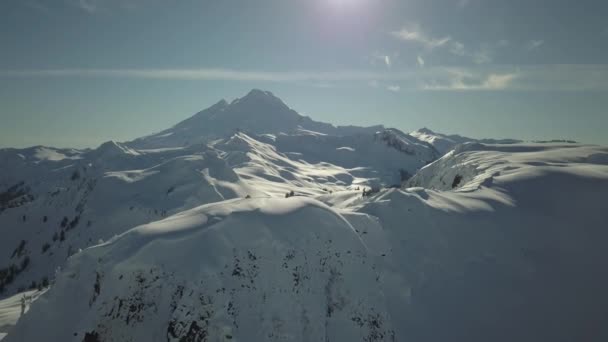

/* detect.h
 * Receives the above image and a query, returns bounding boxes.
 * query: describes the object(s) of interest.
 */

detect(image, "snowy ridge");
[410,127,522,155]
[2,90,608,341]
[0,90,433,299]
[8,197,393,342]
[407,142,608,191]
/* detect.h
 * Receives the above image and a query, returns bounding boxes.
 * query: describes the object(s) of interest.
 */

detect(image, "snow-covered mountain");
[2,90,608,341]
[0,90,435,299]
[130,89,384,149]
[410,127,522,155]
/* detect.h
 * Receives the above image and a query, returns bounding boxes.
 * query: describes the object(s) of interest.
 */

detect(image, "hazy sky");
[1,0,607,148]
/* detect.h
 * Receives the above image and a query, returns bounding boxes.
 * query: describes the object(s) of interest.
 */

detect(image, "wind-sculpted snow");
[215,132,360,196]
[407,142,608,191]
[6,198,394,342]
[274,128,438,186]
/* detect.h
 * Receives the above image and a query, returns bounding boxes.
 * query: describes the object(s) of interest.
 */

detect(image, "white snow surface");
[2,90,608,341]
[410,127,522,154]
[0,289,46,340]
[8,198,393,342]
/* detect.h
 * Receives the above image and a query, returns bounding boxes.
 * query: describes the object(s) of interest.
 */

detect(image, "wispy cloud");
[3,65,608,92]
[370,52,393,68]
[0,68,404,82]
[423,70,518,91]
[417,55,425,67]
[387,85,401,92]
[526,40,544,51]
[66,0,152,13]
[390,25,451,50]
[391,24,494,64]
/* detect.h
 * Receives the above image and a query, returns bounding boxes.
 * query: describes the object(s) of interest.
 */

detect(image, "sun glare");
[327,0,366,10]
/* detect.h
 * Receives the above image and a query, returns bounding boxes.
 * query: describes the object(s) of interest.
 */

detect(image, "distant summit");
[129,89,383,149]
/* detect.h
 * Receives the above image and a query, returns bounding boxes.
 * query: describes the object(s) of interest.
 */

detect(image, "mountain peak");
[245,88,275,98]
[128,90,384,149]
[232,89,286,107]
[416,127,436,135]
[214,98,228,107]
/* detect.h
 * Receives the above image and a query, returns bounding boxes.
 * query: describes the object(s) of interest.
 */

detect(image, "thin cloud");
[527,40,544,51]
[0,68,417,82]
[472,46,493,64]
[3,65,608,92]
[417,55,425,67]
[390,25,451,50]
[387,85,401,92]
[67,0,156,13]
[423,71,518,91]
[391,24,493,64]
[370,52,392,68]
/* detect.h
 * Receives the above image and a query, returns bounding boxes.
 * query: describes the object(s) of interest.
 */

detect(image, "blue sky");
[1,0,607,148]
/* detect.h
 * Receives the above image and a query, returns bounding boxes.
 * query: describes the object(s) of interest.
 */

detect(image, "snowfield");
[8,198,393,342]
[2,90,608,341]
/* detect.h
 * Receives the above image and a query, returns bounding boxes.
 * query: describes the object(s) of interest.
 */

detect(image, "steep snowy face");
[6,198,394,342]
[0,144,246,297]
[213,132,361,197]
[374,129,439,160]
[274,129,438,186]
[409,127,465,155]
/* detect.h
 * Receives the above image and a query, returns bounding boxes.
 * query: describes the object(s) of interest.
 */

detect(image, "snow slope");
[361,143,608,341]
[0,289,47,339]
[0,144,248,297]
[3,90,608,341]
[274,128,438,185]
[0,90,436,297]
[7,198,394,342]
[410,127,522,155]
[407,142,608,191]
[7,142,608,342]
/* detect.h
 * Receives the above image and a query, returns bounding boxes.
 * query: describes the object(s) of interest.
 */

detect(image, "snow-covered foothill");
[6,197,394,342]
